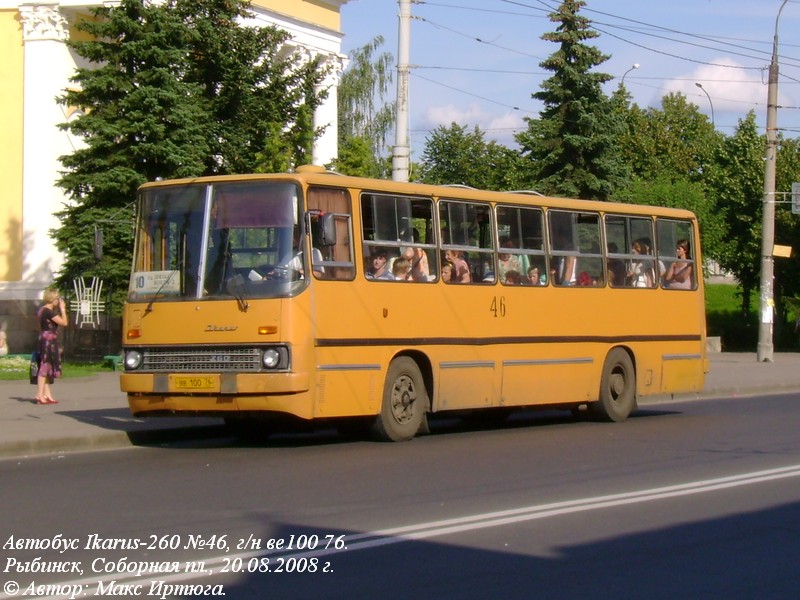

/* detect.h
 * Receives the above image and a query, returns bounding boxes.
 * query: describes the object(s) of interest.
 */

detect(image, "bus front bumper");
[121,372,312,418]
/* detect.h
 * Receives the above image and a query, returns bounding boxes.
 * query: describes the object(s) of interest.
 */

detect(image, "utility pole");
[757,0,788,362]
[392,0,411,182]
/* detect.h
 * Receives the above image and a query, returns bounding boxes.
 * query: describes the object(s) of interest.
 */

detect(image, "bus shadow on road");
[123,405,685,451]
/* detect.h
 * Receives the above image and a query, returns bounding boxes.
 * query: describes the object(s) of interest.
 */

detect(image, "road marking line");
[327,463,800,552]
[19,464,800,599]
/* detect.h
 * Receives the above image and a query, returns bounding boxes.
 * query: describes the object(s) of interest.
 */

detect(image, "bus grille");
[141,347,262,372]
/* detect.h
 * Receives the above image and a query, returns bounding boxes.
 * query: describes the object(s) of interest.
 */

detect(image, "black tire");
[589,348,637,422]
[371,357,428,442]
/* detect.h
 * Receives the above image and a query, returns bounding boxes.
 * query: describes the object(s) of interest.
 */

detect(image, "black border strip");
[315,334,702,348]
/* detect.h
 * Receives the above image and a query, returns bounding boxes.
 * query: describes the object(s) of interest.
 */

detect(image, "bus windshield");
[128,181,305,302]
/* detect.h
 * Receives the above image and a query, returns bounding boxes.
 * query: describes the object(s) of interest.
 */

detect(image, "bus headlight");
[262,348,281,369]
[124,350,143,370]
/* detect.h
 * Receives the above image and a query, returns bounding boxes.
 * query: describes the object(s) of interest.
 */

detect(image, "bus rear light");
[127,328,141,339]
[258,325,278,335]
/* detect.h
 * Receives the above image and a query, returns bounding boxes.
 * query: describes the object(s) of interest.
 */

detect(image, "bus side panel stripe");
[315,334,702,348]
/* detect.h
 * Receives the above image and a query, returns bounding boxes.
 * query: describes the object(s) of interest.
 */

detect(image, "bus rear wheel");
[372,357,428,442]
[589,348,637,422]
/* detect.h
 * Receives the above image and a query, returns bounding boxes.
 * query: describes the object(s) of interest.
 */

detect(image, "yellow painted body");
[123,170,707,420]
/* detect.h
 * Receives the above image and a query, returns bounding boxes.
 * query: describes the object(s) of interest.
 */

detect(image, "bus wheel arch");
[371,354,430,442]
[589,346,637,422]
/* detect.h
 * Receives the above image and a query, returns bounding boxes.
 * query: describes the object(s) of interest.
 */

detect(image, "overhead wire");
[400,0,800,138]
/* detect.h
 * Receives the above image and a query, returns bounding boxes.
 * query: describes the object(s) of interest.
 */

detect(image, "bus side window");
[604,215,656,288]
[496,205,546,286]
[439,199,493,284]
[548,210,604,286]
[307,187,355,281]
[657,219,696,290]
[361,193,436,282]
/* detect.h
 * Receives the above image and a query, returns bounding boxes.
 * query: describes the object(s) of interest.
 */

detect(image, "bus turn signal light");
[127,328,141,339]
[258,325,278,335]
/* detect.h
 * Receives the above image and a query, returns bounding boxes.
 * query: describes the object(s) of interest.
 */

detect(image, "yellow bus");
[120,166,707,441]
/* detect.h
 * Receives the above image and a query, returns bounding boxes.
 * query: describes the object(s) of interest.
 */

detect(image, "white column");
[19,3,72,287]
[312,54,344,167]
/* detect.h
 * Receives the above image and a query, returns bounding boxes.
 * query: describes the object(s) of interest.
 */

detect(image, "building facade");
[0,0,348,352]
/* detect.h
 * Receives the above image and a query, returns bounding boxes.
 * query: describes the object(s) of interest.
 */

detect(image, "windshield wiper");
[144,270,177,314]
[225,274,249,312]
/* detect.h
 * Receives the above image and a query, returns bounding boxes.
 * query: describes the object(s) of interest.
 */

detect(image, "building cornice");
[18,3,69,41]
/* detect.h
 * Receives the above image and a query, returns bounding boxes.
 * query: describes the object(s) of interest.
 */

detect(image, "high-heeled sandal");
[35,396,48,405]
[44,396,59,404]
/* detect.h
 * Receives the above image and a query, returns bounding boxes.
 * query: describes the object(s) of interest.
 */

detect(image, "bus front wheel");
[589,348,637,422]
[372,357,428,442]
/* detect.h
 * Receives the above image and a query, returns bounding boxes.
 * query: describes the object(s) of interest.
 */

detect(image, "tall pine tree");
[516,0,624,200]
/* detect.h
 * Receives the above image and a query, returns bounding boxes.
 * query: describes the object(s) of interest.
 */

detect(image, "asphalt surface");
[2,352,800,459]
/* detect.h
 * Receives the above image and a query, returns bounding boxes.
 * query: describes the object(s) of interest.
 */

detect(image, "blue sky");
[340,0,800,155]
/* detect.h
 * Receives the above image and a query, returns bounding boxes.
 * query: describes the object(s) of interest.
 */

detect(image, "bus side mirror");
[319,213,337,247]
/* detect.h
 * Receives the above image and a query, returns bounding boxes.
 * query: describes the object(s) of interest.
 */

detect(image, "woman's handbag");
[29,351,40,385]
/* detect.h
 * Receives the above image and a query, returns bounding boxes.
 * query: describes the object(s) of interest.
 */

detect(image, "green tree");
[515,0,625,200]
[333,136,386,178]
[417,123,525,191]
[611,91,726,265]
[773,137,800,340]
[55,0,326,312]
[332,36,395,176]
[613,176,723,270]
[620,93,720,183]
[704,112,764,314]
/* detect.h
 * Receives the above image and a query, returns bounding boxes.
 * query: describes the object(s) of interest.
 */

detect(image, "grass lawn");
[705,283,755,315]
[0,355,111,381]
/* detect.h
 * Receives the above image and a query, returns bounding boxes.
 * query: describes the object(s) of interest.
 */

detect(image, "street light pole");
[621,63,639,87]
[757,0,789,362]
[392,0,411,182]
[694,82,715,127]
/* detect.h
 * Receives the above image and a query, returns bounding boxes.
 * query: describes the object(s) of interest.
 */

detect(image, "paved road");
[3,392,800,599]
[2,352,800,459]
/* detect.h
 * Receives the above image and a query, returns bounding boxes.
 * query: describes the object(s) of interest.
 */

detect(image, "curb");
[0,424,229,460]
[4,386,800,461]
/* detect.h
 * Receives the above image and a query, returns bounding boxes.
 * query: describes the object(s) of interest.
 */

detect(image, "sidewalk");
[3,353,800,459]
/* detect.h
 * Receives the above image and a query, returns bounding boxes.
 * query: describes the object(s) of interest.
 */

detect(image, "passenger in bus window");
[504,270,523,285]
[606,243,626,287]
[441,260,454,283]
[445,250,471,283]
[366,248,394,280]
[554,255,576,285]
[392,257,413,281]
[527,266,541,285]
[401,229,430,281]
[263,228,323,281]
[497,237,521,284]
[627,238,656,288]
[553,233,577,286]
[663,239,693,289]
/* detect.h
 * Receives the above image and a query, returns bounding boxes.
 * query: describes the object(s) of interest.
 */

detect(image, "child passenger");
[392,257,412,281]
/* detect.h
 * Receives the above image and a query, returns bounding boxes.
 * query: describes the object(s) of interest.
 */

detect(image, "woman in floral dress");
[35,288,68,404]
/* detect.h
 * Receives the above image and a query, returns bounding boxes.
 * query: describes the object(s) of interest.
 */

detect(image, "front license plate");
[173,375,216,390]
